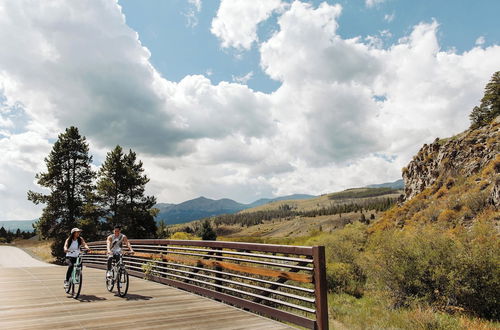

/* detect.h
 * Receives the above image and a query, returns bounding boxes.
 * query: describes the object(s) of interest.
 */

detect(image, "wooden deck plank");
[0,266,293,330]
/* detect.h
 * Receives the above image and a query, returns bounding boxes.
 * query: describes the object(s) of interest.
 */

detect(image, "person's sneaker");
[64,280,69,289]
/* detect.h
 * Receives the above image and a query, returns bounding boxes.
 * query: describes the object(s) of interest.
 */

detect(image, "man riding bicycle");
[106,225,134,278]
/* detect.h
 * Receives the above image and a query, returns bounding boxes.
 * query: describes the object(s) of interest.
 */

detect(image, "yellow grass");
[12,238,55,263]
[240,189,401,213]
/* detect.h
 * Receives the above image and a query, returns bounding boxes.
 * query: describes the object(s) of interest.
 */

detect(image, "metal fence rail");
[83,239,328,329]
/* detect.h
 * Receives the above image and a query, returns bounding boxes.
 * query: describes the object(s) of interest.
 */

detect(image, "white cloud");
[211,0,284,50]
[366,0,386,8]
[188,0,201,12]
[185,0,202,28]
[384,12,395,22]
[1,0,499,219]
[232,71,254,84]
[475,36,485,45]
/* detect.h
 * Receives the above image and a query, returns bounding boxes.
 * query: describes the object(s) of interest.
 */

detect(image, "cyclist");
[106,225,134,278]
[63,227,90,288]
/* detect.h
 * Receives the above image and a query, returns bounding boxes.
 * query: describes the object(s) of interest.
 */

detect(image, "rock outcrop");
[403,116,500,206]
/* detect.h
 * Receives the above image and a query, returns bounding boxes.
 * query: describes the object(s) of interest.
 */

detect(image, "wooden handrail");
[83,239,328,330]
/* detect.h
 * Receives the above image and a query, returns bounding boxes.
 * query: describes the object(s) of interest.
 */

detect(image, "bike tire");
[106,269,114,292]
[72,269,82,299]
[117,269,129,297]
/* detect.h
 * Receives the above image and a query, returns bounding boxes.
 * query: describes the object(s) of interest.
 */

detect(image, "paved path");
[0,261,292,329]
[0,246,55,268]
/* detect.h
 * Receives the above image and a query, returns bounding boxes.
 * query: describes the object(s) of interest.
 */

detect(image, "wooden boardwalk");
[0,266,293,330]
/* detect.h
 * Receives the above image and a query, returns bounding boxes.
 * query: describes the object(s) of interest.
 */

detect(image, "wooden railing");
[83,240,328,329]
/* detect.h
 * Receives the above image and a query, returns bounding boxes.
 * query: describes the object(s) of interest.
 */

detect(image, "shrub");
[365,226,460,308]
[437,209,459,223]
[454,221,500,320]
[462,190,490,215]
[365,222,500,320]
[306,223,368,296]
[326,262,364,297]
[170,232,198,240]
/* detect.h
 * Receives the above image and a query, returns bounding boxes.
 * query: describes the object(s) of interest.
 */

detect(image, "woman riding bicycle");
[63,228,90,289]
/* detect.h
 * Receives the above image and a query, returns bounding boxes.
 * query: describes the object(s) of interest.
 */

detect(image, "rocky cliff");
[403,116,500,207]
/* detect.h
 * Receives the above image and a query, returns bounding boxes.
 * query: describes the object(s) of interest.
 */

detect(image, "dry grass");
[12,238,55,263]
[329,292,500,330]
[222,212,366,238]
[239,189,401,214]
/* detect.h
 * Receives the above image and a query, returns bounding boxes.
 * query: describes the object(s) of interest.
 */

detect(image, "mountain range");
[0,220,37,232]
[366,179,404,189]
[155,194,316,225]
[1,180,402,231]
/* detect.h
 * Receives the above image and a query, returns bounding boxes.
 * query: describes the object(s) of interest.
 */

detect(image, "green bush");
[364,221,499,320]
[454,221,499,320]
[326,262,364,297]
[307,223,367,296]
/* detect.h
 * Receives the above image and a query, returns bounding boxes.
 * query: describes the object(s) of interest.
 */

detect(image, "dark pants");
[107,254,120,271]
[65,257,78,281]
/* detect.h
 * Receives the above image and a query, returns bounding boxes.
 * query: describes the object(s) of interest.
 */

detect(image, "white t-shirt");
[109,234,125,254]
[66,239,80,257]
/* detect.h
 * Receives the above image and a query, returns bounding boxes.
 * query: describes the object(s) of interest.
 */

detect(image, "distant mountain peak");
[366,179,404,189]
[154,193,316,225]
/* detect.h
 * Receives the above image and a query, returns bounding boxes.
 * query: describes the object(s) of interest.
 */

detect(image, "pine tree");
[97,146,157,238]
[0,226,6,238]
[27,127,96,262]
[157,220,169,238]
[470,71,500,128]
[199,219,217,240]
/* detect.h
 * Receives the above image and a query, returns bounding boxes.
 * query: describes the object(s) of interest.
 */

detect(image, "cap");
[71,227,82,234]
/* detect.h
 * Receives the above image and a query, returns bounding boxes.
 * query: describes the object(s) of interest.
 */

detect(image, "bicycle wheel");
[117,268,129,297]
[72,268,82,299]
[106,269,114,292]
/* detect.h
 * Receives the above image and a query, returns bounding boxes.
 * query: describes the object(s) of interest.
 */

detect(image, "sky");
[0,0,499,220]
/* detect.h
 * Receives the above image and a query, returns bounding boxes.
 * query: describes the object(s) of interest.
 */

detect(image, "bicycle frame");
[106,252,130,297]
[71,253,83,284]
[66,249,87,298]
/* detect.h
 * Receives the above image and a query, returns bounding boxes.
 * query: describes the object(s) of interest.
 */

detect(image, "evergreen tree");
[199,219,217,241]
[27,127,97,262]
[470,71,500,128]
[97,146,157,238]
[157,220,170,238]
[15,228,21,238]
[0,226,6,238]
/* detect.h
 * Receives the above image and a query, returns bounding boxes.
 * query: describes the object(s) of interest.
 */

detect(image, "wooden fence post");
[313,246,329,330]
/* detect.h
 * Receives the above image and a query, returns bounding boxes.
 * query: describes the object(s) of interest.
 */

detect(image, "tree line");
[27,127,157,262]
[193,197,397,228]
[0,227,37,243]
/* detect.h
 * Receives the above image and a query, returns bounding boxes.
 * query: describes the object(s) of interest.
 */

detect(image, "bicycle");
[65,249,88,299]
[106,251,131,297]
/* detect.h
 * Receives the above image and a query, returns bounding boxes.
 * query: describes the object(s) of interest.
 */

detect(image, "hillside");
[374,116,499,230]
[239,187,401,214]
[154,194,316,225]
[167,187,402,238]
